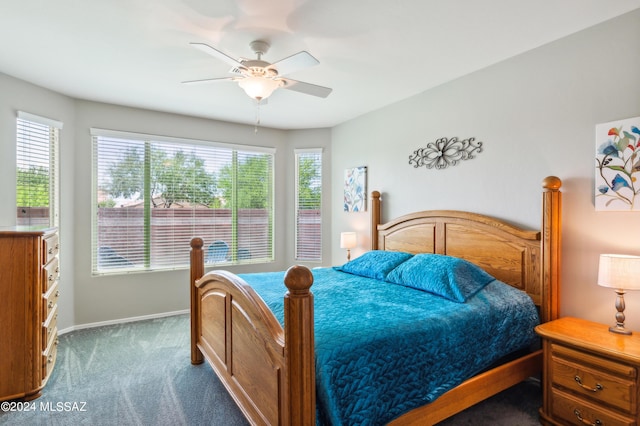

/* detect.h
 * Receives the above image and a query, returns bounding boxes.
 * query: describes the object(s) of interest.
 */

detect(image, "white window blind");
[295,149,322,261]
[16,112,62,227]
[92,130,274,275]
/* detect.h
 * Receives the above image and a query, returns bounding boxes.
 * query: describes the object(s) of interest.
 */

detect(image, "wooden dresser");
[0,227,60,401]
[536,317,640,426]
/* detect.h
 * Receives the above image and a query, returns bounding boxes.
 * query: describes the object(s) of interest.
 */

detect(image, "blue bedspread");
[237,267,539,425]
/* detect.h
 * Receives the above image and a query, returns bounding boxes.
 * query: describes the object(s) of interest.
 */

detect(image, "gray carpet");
[0,314,541,425]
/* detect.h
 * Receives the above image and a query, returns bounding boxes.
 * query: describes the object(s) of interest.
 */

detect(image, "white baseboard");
[58,309,189,335]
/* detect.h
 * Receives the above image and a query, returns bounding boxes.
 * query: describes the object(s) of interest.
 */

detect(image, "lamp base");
[609,324,632,335]
[607,289,633,335]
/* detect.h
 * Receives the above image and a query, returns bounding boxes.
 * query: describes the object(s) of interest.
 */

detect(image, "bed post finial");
[541,176,562,323]
[190,237,204,365]
[543,176,561,191]
[284,265,315,425]
[371,191,381,250]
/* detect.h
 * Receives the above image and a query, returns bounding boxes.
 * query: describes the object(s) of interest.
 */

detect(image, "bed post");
[541,176,562,323]
[190,237,204,365]
[370,191,381,250]
[284,265,315,426]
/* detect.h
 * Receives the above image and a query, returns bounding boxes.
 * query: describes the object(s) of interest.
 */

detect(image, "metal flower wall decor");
[408,136,483,170]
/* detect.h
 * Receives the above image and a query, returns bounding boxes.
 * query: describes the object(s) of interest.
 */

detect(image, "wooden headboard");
[369,176,561,323]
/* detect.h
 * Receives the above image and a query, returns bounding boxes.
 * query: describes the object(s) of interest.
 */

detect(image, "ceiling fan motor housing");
[250,40,270,58]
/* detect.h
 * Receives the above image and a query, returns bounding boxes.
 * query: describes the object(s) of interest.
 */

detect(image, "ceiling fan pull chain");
[255,100,261,134]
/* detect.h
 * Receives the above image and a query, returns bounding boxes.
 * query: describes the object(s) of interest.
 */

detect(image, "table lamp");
[340,232,357,262]
[597,253,640,335]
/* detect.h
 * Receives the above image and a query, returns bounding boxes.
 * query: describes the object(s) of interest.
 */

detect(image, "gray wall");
[331,10,640,331]
[0,77,331,329]
[0,74,77,330]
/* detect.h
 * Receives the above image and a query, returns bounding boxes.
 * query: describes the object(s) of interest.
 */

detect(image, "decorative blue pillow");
[335,250,414,281]
[385,253,495,302]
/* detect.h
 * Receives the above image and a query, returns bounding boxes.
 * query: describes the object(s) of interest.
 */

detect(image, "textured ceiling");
[1,0,639,129]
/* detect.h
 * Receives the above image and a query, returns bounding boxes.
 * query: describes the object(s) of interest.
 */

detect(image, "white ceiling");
[1,0,639,130]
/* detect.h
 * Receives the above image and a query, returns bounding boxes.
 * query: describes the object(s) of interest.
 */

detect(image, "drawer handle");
[574,409,602,426]
[574,375,603,392]
[49,274,54,282]
[55,290,60,297]
[48,301,54,308]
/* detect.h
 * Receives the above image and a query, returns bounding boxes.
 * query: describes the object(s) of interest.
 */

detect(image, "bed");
[189,176,562,425]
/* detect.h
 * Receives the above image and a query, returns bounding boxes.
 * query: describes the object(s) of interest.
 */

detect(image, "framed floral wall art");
[595,116,640,211]
[344,166,367,212]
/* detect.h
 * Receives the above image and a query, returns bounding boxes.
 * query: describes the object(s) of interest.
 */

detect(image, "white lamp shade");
[238,76,283,100]
[340,232,357,249]
[598,254,640,290]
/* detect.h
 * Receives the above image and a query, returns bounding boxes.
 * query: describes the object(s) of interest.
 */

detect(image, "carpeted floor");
[0,314,541,426]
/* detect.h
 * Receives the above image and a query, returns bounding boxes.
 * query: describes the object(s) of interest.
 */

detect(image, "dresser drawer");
[551,388,636,426]
[550,343,637,414]
[43,280,60,320]
[42,256,59,292]
[42,332,58,383]
[42,304,58,351]
[42,233,59,265]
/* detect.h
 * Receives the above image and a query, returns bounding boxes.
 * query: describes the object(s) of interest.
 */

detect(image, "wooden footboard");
[190,237,315,425]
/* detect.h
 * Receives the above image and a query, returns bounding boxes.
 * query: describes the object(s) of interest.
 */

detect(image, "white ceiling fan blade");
[267,51,319,76]
[190,42,247,71]
[282,78,332,98]
[181,77,234,85]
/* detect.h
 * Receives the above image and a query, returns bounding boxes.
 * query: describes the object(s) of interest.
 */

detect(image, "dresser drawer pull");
[574,375,603,392]
[574,409,602,426]
[48,301,54,308]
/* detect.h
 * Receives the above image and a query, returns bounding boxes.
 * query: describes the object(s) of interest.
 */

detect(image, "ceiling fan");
[183,40,332,102]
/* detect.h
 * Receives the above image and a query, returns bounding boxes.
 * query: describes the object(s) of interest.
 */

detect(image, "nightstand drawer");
[551,388,636,426]
[551,344,636,413]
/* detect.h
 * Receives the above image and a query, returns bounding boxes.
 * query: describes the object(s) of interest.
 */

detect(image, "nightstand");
[536,317,640,426]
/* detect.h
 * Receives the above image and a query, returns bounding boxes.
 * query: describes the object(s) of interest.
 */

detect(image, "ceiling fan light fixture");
[238,76,283,101]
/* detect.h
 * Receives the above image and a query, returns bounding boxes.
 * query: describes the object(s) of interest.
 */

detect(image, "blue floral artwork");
[595,116,640,210]
[344,166,367,212]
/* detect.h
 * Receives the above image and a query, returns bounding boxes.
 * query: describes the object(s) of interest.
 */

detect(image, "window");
[92,129,274,275]
[16,112,62,227]
[295,149,322,261]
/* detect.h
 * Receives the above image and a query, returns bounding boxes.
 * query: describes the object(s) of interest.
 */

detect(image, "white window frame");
[16,111,62,227]
[294,148,323,262]
[91,128,275,275]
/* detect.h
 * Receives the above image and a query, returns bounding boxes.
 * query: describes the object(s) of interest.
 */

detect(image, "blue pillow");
[385,253,495,302]
[335,250,413,281]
